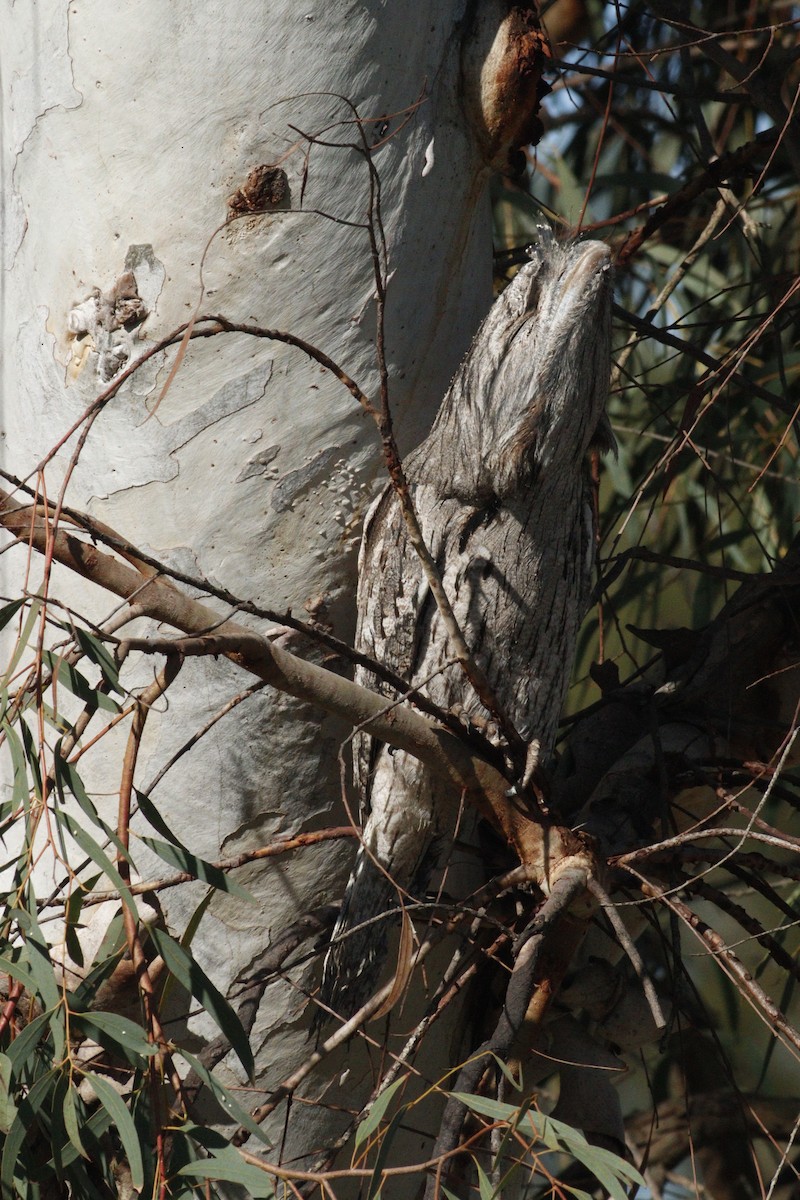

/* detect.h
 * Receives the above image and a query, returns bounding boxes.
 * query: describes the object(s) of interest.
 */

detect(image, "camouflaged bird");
[320,238,613,1018]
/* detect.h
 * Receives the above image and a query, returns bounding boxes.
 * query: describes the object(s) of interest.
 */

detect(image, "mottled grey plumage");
[321,239,613,1018]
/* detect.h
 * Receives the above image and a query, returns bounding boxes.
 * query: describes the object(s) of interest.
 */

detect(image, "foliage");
[1,3,800,1199]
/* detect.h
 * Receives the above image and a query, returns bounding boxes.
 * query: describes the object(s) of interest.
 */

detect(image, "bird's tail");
[318,847,402,1021]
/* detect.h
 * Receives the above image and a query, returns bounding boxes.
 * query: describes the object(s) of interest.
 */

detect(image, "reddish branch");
[116,664,189,1148]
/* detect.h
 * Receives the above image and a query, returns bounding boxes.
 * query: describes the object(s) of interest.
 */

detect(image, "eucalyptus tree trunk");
[1,0,545,1165]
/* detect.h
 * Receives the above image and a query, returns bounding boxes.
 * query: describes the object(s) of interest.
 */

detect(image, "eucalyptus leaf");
[71,1011,157,1061]
[0,1069,57,1199]
[52,809,137,913]
[149,927,254,1080]
[85,1072,144,1190]
[61,1081,90,1160]
[140,835,253,900]
[3,1010,53,1079]
[354,1077,405,1151]
[178,1050,270,1146]
[178,1146,275,1197]
[42,650,120,713]
[73,626,122,692]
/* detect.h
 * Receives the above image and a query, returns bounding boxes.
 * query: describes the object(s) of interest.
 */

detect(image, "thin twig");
[587,877,667,1029]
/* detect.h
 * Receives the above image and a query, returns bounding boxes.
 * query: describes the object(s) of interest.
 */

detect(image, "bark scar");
[461,4,550,170]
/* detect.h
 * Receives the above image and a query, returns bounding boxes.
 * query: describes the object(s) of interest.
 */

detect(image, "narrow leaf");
[450,1093,520,1123]
[86,1072,144,1190]
[42,650,120,713]
[53,757,129,857]
[149,928,254,1080]
[0,1054,15,1134]
[53,810,137,913]
[1,721,29,810]
[17,899,61,1014]
[365,1108,405,1200]
[475,1160,495,1200]
[73,627,122,693]
[178,1050,270,1146]
[135,788,179,843]
[178,1146,275,1197]
[354,1077,405,1151]
[4,598,41,679]
[18,719,42,800]
[0,1069,57,1199]
[71,1011,157,1061]
[140,835,253,900]
[0,600,24,635]
[62,1082,90,1160]
[45,1100,113,1172]
[0,955,36,994]
[566,1141,644,1197]
[3,1010,52,1078]
[488,1052,522,1091]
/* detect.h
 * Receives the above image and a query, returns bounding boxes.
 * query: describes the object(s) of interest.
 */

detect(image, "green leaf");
[52,810,137,913]
[85,1072,144,1190]
[47,1072,70,1179]
[137,793,253,900]
[524,1109,575,1153]
[73,627,122,694]
[62,1082,90,1160]
[42,650,120,713]
[4,598,41,679]
[450,1093,520,1124]
[0,600,24,635]
[157,888,216,1011]
[71,1011,157,1062]
[135,788,178,843]
[1,721,29,811]
[70,918,127,1011]
[178,1146,275,1196]
[0,955,36,994]
[17,898,61,1016]
[18,719,42,801]
[354,1077,405,1151]
[563,1140,644,1199]
[446,1093,643,1198]
[365,1107,405,1200]
[46,1097,113,1172]
[178,1050,270,1146]
[87,909,127,969]
[475,1160,495,1200]
[149,927,254,1080]
[38,701,73,736]
[181,887,215,949]
[140,836,253,901]
[0,1068,57,1199]
[3,1010,53,1078]
[488,1052,522,1092]
[53,752,129,859]
[64,887,87,969]
[0,1054,15,1134]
